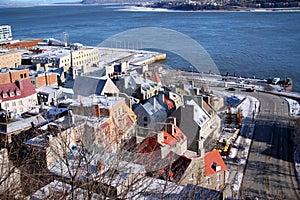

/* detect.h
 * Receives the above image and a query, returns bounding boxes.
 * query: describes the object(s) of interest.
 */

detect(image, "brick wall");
[35,73,58,88]
[0,69,29,84]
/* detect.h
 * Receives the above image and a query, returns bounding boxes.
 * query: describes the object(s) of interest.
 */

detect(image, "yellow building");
[0,50,23,68]
[31,46,99,70]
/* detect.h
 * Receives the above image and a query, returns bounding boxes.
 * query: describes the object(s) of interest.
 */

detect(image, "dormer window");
[16,91,21,96]
[2,93,8,98]
[10,92,14,97]
[211,162,221,172]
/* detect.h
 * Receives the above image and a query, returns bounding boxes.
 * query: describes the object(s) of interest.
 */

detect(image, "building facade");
[0,79,37,115]
[0,25,12,42]
[0,50,23,69]
[0,68,29,84]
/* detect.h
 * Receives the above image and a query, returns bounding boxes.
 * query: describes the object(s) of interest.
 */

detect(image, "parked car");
[246,88,256,92]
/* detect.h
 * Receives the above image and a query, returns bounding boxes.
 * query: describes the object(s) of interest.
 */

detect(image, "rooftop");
[204,150,227,176]
[24,180,102,200]
[71,95,124,110]
[186,99,210,128]
[0,79,36,102]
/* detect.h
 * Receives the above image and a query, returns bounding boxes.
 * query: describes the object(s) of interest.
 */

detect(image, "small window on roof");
[20,74,23,79]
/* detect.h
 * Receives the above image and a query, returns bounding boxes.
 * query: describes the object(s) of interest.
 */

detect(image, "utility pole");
[190,65,194,88]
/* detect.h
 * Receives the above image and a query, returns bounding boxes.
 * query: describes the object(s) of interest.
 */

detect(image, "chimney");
[198,139,205,158]
[9,71,13,83]
[165,123,175,136]
[168,117,176,126]
[36,63,41,72]
[92,104,101,117]
[157,131,164,143]
[44,63,50,72]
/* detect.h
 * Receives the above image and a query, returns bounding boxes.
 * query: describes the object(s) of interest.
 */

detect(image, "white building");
[0,25,12,42]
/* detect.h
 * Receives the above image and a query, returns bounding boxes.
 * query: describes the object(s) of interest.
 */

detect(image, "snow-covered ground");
[286,98,300,184]
[232,172,243,193]
[285,98,300,116]
[226,95,258,194]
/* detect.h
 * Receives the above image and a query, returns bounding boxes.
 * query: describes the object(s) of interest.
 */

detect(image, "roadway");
[240,92,300,199]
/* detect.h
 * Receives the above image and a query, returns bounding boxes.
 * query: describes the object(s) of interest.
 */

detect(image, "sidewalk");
[225,95,259,197]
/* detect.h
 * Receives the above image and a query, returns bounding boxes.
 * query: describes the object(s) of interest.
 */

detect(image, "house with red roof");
[147,149,227,192]
[204,150,227,191]
[0,79,37,115]
[136,117,188,160]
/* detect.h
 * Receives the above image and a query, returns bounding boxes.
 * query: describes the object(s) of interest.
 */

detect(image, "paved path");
[241,92,300,199]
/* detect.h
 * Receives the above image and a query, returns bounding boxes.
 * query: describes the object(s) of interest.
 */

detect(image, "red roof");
[161,125,187,146]
[162,131,177,146]
[136,136,161,153]
[0,79,36,102]
[205,150,227,176]
[164,96,175,110]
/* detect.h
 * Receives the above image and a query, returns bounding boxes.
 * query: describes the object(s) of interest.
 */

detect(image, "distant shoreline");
[1,3,300,12]
[119,5,300,12]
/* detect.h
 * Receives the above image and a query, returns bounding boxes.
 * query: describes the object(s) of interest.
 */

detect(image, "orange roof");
[161,125,187,146]
[162,131,177,146]
[164,96,175,110]
[204,150,227,176]
[173,126,187,143]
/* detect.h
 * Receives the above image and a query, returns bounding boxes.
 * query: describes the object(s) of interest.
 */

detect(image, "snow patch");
[285,98,300,116]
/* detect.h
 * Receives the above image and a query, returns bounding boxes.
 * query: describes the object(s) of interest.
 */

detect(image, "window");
[217,173,222,182]
[24,73,27,78]
[20,74,23,79]
[19,101,22,105]
[206,178,210,185]
[144,117,148,121]
[190,173,194,181]
[12,102,16,106]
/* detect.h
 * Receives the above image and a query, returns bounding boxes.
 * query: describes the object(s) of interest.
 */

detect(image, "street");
[241,92,300,199]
